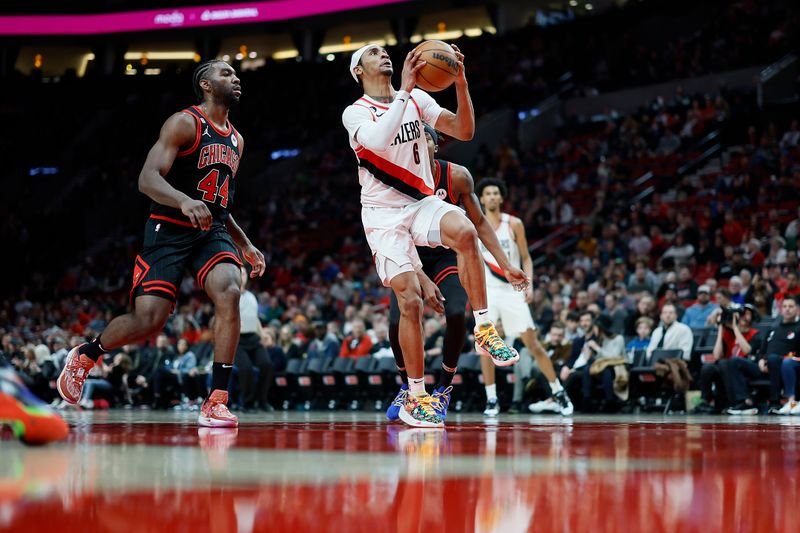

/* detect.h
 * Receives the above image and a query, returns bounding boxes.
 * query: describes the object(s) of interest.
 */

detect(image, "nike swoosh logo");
[375,112,385,118]
[222,364,233,369]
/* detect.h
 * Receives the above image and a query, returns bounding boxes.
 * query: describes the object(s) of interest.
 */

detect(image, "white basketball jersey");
[342,89,443,208]
[481,213,520,284]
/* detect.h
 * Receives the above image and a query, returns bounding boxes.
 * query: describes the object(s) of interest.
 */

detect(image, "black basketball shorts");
[129,215,242,308]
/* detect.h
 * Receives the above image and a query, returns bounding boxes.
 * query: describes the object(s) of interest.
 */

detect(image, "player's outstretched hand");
[504,266,530,293]
[242,244,266,277]
[180,199,213,230]
[401,49,426,93]
[450,44,466,85]
[418,273,445,314]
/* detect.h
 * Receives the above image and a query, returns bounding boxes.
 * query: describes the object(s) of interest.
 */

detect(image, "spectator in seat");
[628,226,652,257]
[729,295,800,415]
[627,260,658,295]
[728,276,745,304]
[307,321,340,359]
[370,322,393,358]
[675,266,698,301]
[626,316,654,355]
[646,303,693,363]
[583,315,628,412]
[745,239,765,269]
[564,311,582,343]
[662,233,695,268]
[695,304,763,414]
[559,311,598,412]
[339,319,373,358]
[260,329,286,372]
[624,293,657,336]
[603,292,628,335]
[527,322,574,413]
[278,325,303,360]
[682,285,719,329]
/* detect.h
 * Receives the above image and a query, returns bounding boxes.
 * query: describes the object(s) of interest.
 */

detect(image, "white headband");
[349,44,380,83]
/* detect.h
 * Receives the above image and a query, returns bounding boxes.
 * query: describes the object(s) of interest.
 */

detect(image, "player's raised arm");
[138,112,212,230]
[453,164,529,290]
[432,44,475,141]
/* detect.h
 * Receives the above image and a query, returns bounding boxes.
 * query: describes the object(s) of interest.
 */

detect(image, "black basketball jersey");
[150,105,240,226]
[417,159,459,263]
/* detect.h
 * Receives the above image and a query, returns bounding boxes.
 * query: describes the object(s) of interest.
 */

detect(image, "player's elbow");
[138,172,154,194]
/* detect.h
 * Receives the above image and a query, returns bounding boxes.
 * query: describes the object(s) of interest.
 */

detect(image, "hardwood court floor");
[2,411,799,532]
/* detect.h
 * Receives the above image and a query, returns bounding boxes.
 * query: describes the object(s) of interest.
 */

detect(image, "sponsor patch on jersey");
[231,134,238,147]
[436,188,447,200]
[789,332,796,340]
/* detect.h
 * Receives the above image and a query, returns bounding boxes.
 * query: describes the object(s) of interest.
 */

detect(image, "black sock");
[437,364,457,389]
[211,362,233,392]
[398,367,408,386]
[438,312,465,389]
[79,336,107,362]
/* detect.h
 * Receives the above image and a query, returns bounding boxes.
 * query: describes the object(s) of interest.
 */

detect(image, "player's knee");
[398,292,423,319]
[452,220,478,251]
[137,305,170,333]
[214,282,241,311]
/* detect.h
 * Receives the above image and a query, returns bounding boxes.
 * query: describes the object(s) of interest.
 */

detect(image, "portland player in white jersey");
[342,44,529,428]
[476,178,574,417]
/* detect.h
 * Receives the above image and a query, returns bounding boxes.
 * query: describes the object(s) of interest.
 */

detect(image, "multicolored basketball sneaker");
[430,386,453,421]
[474,322,519,366]
[399,392,444,428]
[386,384,408,421]
[0,368,69,445]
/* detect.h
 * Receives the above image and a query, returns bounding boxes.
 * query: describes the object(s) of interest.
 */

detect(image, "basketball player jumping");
[386,125,527,422]
[342,44,529,428]
[476,178,573,417]
[57,60,265,428]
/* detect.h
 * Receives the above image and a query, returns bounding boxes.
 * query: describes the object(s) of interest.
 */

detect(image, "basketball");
[414,40,459,92]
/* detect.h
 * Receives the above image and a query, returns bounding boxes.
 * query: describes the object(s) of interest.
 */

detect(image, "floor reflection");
[2,416,800,532]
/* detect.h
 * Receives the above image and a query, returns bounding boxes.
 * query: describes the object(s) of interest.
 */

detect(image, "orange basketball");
[414,40,459,92]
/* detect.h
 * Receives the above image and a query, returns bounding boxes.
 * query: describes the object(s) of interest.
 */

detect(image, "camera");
[720,304,744,326]
[719,303,759,327]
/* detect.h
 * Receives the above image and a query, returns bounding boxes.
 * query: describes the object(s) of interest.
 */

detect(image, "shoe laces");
[430,386,453,410]
[210,402,234,418]
[392,388,409,407]
[67,355,95,384]
[475,325,505,353]
[410,394,438,419]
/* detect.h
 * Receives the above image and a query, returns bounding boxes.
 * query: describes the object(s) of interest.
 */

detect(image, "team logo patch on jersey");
[436,188,447,200]
[231,134,238,147]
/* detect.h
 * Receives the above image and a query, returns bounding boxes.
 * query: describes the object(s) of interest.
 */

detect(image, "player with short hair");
[476,178,573,417]
[56,60,265,428]
[386,125,527,421]
[342,44,528,427]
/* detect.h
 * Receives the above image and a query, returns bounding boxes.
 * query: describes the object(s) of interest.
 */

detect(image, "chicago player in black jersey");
[386,124,525,421]
[57,60,264,428]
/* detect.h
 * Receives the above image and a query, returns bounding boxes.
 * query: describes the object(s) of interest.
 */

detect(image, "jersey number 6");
[197,169,230,208]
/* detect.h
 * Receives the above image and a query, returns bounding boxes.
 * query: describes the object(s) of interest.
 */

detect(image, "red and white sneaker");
[56,344,96,405]
[198,390,238,428]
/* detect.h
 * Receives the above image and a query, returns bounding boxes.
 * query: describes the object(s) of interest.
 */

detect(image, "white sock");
[473,309,490,325]
[549,380,563,394]
[409,377,426,395]
[485,383,497,401]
